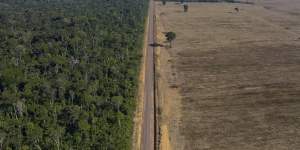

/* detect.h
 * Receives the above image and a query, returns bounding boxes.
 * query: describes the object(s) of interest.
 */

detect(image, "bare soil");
[156,1,300,150]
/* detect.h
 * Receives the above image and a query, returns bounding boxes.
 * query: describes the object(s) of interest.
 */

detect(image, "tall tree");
[184,4,189,12]
[165,32,176,48]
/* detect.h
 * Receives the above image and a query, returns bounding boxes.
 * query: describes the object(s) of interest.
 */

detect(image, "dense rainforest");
[0,0,148,149]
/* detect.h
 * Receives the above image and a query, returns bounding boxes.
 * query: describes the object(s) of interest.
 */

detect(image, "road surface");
[141,0,155,150]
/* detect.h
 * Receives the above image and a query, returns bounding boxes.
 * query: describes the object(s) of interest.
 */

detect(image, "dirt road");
[141,0,155,150]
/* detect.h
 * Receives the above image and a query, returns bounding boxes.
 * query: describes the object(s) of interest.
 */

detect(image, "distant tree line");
[0,0,148,149]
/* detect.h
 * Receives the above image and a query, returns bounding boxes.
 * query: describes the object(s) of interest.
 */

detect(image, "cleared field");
[156,1,300,150]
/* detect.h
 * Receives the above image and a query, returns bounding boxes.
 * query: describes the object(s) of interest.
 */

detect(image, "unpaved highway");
[141,0,155,150]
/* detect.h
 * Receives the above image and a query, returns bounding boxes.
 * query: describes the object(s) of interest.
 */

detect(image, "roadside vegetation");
[0,0,148,149]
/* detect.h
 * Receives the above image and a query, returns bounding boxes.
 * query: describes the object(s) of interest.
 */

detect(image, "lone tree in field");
[184,4,188,12]
[162,0,166,5]
[234,7,239,12]
[165,32,176,48]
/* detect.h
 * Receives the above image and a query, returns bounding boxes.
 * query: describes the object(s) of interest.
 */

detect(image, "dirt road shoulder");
[131,14,149,150]
[155,3,185,149]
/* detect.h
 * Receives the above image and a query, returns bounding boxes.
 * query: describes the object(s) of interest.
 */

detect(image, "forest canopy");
[0,0,148,149]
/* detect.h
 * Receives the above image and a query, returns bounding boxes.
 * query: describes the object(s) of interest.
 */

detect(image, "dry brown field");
[156,1,300,150]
